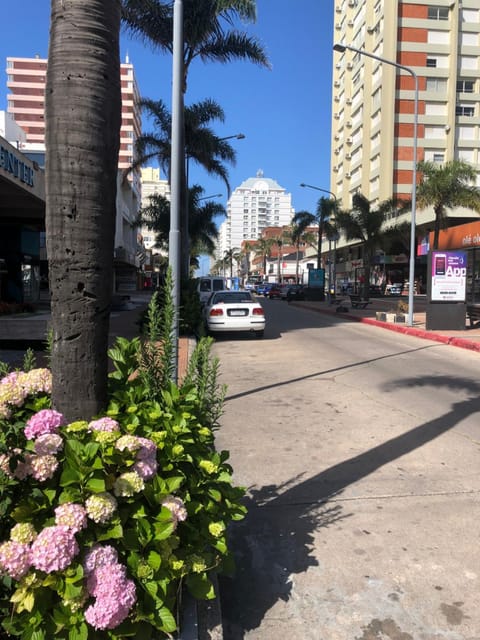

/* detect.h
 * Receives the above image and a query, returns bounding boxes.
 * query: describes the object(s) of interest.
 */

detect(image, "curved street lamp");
[333,42,418,327]
[300,183,338,298]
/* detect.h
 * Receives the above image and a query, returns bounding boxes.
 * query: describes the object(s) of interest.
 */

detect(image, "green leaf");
[157,606,177,633]
[85,476,106,493]
[153,520,175,541]
[68,623,88,640]
[96,522,123,540]
[147,550,162,570]
[165,476,184,493]
[59,467,83,487]
[186,573,215,600]
[208,488,222,502]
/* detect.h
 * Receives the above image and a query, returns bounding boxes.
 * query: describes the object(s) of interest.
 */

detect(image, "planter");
[376,312,406,323]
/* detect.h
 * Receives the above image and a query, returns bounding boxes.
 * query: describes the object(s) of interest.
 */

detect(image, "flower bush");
[0,333,245,639]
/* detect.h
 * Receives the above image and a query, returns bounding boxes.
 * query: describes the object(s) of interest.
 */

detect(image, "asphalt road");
[213,298,480,640]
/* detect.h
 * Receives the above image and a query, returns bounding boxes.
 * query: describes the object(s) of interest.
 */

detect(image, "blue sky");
[1,1,335,217]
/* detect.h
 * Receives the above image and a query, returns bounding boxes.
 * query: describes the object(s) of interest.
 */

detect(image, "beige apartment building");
[330,0,480,291]
[5,54,143,294]
[6,53,142,197]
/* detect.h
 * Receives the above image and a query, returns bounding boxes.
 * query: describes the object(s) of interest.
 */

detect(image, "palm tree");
[254,237,275,280]
[294,199,336,270]
[121,1,269,94]
[284,223,316,284]
[45,1,122,421]
[121,0,270,274]
[223,247,241,279]
[137,184,225,269]
[336,193,403,298]
[416,160,480,250]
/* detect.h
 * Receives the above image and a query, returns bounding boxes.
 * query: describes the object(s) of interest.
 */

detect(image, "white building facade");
[217,170,294,258]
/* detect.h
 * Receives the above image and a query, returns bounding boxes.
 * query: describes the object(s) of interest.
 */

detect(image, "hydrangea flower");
[199,460,218,474]
[208,522,225,538]
[0,540,31,580]
[136,437,157,460]
[24,409,65,441]
[88,417,119,433]
[84,544,118,575]
[132,458,157,480]
[29,454,59,482]
[85,493,117,524]
[34,433,63,456]
[30,525,79,573]
[84,562,136,630]
[161,495,187,529]
[0,453,13,478]
[10,522,37,544]
[113,472,145,497]
[55,503,87,533]
[115,435,142,453]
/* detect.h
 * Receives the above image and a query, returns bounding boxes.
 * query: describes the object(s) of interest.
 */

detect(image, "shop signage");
[0,144,35,187]
[431,250,466,302]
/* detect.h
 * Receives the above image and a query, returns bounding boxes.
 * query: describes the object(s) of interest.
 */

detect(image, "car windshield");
[212,292,254,304]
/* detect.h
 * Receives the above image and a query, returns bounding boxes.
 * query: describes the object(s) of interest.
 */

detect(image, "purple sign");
[431,251,467,301]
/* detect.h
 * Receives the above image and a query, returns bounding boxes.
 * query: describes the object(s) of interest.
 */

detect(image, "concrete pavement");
[290,295,480,353]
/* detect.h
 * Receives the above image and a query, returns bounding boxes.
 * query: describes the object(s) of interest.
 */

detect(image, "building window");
[426,77,447,91]
[456,104,475,116]
[426,58,437,68]
[428,6,449,20]
[457,80,475,93]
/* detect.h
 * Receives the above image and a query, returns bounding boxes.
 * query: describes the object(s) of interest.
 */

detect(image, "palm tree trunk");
[317,223,323,270]
[45,0,121,421]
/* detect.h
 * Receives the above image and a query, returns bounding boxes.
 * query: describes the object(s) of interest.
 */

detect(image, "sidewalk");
[291,294,480,353]
[0,292,193,376]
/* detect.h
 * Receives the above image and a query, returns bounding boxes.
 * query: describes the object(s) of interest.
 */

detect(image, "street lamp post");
[300,183,338,299]
[169,0,184,382]
[333,43,418,327]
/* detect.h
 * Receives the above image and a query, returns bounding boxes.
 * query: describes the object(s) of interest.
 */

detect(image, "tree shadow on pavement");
[219,375,480,639]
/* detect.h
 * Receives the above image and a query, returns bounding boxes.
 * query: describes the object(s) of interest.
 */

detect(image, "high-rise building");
[331,0,480,216]
[6,54,142,196]
[217,170,294,258]
[140,167,170,251]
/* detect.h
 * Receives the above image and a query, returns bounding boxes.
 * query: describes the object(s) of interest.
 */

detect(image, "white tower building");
[218,170,294,257]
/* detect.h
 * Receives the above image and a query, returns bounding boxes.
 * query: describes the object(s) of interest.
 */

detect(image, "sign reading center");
[0,145,35,187]
[431,250,466,302]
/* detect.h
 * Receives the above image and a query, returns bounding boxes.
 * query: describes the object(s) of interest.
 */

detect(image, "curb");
[293,303,480,353]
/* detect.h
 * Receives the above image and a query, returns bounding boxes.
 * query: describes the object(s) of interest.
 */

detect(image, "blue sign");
[308,268,325,288]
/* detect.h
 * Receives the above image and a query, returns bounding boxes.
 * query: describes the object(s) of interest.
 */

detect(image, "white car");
[204,290,266,338]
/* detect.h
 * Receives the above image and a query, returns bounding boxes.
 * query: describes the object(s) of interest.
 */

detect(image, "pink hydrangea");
[0,453,13,478]
[88,417,119,432]
[34,433,63,455]
[29,454,59,482]
[24,409,65,440]
[136,437,157,460]
[55,503,87,533]
[0,540,31,580]
[84,562,136,630]
[132,458,158,480]
[30,525,79,573]
[83,544,118,575]
[162,495,188,530]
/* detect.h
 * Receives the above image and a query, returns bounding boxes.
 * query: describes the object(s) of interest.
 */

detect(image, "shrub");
[0,272,245,639]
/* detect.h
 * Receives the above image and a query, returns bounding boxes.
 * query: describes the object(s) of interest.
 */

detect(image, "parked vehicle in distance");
[257,282,274,296]
[268,283,290,299]
[203,290,265,338]
[286,284,305,302]
[197,276,228,305]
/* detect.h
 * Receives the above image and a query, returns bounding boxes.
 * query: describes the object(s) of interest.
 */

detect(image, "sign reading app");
[431,251,467,302]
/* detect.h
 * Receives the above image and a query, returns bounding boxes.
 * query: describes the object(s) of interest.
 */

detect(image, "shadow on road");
[219,375,480,639]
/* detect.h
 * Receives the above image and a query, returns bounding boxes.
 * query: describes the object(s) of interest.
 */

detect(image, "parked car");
[197,276,228,306]
[268,284,290,299]
[286,284,305,302]
[257,282,274,296]
[203,290,265,338]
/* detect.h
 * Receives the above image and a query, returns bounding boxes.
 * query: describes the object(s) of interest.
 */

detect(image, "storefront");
[0,136,45,303]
